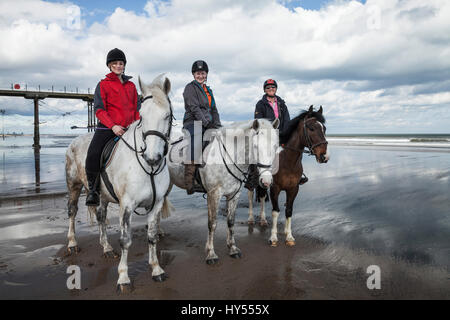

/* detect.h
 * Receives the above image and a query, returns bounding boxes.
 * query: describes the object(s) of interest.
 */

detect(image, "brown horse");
[248,105,329,246]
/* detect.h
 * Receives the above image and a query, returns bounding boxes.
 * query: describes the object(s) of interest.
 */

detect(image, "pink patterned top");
[268,97,279,119]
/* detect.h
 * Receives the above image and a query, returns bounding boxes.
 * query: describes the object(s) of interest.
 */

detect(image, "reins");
[216,131,272,200]
[112,94,174,216]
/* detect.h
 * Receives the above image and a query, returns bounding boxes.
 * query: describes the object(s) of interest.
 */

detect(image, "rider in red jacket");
[85,48,141,206]
[95,72,140,129]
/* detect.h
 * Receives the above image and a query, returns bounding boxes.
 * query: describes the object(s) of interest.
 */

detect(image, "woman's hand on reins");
[112,125,126,136]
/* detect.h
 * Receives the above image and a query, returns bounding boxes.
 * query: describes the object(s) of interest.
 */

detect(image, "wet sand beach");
[0,142,449,299]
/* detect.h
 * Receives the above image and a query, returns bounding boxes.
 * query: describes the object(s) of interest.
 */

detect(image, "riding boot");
[299,173,309,185]
[85,170,100,206]
[184,162,196,195]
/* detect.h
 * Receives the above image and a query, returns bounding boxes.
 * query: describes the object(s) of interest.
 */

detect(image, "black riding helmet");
[106,48,127,66]
[263,79,277,90]
[192,60,209,74]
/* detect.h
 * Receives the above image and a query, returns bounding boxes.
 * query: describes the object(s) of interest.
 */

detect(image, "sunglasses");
[265,86,276,90]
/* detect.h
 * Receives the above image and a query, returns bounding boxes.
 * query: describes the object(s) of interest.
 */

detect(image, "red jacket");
[94,72,141,128]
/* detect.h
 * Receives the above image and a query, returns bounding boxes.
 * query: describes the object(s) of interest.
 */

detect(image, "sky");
[0,0,449,134]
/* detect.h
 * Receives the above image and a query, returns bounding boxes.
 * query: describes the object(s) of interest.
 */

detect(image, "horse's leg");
[284,186,299,246]
[67,181,82,254]
[259,192,268,227]
[96,199,118,258]
[247,189,255,225]
[269,185,281,247]
[205,188,220,264]
[156,208,165,237]
[117,204,133,292]
[147,200,168,282]
[226,195,241,259]
[157,183,173,238]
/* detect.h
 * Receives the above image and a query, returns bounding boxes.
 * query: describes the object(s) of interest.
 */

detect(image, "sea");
[0,133,449,197]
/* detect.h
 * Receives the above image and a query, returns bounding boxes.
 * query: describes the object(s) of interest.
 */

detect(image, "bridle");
[303,117,328,156]
[115,93,174,216]
[217,131,273,199]
[283,117,328,156]
[139,94,173,160]
[119,94,174,173]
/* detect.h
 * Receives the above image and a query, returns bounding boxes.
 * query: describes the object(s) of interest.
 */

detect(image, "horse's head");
[303,105,329,164]
[138,74,172,167]
[251,118,280,188]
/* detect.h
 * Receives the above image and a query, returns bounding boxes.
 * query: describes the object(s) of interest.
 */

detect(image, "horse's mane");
[219,118,274,133]
[280,109,326,144]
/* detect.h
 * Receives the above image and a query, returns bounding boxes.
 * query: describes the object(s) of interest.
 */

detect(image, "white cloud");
[0,0,449,134]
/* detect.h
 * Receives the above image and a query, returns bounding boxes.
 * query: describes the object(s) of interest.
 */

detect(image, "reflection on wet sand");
[34,148,40,193]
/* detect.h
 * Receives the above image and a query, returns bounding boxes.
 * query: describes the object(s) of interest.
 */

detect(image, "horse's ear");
[308,105,314,113]
[138,76,148,96]
[272,118,280,129]
[252,119,260,132]
[163,77,171,96]
[318,105,323,115]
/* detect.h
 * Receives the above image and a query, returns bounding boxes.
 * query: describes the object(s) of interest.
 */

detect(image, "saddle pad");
[169,136,211,166]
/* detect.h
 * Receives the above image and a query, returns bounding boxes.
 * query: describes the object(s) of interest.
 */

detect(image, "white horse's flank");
[167,118,280,264]
[65,74,173,290]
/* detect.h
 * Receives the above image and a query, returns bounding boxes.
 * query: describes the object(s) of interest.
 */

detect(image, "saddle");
[101,136,120,169]
[99,136,121,201]
[170,136,210,194]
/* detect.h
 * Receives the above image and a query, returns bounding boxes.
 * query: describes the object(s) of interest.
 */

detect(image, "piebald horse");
[167,118,280,264]
[65,74,174,291]
[247,106,329,246]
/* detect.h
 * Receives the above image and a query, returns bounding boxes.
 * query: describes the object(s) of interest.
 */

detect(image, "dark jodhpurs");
[85,125,116,174]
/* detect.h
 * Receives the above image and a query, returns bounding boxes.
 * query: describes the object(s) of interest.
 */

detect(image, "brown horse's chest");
[274,166,302,189]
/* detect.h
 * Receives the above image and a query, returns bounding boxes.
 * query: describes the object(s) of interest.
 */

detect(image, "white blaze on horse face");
[253,126,279,186]
[141,98,169,164]
[318,122,330,162]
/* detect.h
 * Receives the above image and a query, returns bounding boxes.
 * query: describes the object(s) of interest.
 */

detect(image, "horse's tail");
[161,196,174,219]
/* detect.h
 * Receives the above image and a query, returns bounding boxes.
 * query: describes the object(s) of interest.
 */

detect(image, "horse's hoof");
[248,220,255,226]
[206,258,219,265]
[285,240,296,247]
[103,250,119,259]
[230,252,242,259]
[116,283,132,294]
[152,273,168,282]
[67,246,80,255]
[260,220,269,227]
[269,240,278,247]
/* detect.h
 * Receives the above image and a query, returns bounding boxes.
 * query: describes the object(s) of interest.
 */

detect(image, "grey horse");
[65,74,174,291]
[166,118,280,264]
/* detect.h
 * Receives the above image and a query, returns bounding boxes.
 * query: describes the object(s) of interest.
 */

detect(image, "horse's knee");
[148,237,157,245]
[227,217,235,228]
[208,221,217,231]
[119,235,131,249]
[67,204,78,218]
[96,207,106,223]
